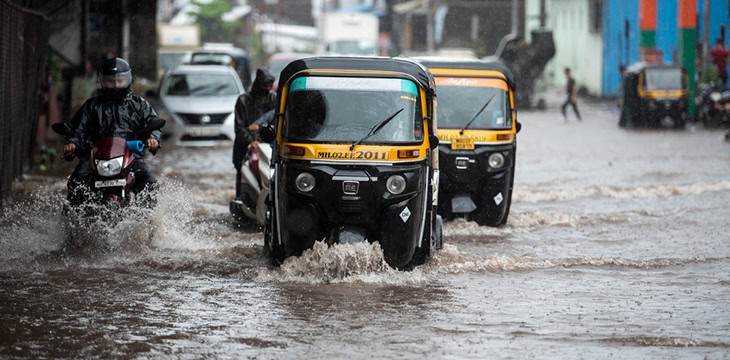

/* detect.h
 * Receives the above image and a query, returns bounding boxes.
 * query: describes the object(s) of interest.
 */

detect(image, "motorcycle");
[230,111,274,226]
[230,142,272,226]
[696,83,730,129]
[51,120,165,248]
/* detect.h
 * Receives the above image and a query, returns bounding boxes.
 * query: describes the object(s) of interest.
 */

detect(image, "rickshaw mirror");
[516,121,522,134]
[429,134,440,149]
[260,114,280,143]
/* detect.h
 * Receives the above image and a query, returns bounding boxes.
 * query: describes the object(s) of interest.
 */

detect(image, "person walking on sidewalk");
[561,67,582,121]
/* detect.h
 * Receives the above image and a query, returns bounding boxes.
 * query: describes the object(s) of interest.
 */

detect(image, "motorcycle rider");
[63,57,161,206]
[233,68,276,200]
[233,68,276,161]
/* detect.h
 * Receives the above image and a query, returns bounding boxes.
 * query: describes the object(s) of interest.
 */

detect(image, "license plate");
[94,179,126,188]
[188,127,219,137]
[451,137,475,150]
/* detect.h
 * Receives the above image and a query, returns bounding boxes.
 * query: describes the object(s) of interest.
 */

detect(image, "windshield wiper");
[350,108,404,151]
[460,95,495,135]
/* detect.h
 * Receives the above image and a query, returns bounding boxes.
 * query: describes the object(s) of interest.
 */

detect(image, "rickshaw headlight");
[488,153,505,169]
[295,172,316,192]
[386,175,406,195]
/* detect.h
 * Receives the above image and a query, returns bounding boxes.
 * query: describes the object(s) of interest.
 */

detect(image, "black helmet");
[98,57,132,99]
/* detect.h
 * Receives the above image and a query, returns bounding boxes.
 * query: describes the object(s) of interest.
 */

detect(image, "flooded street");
[2,99,729,359]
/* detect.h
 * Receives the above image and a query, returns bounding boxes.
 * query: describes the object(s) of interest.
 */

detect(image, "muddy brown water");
[2,102,729,359]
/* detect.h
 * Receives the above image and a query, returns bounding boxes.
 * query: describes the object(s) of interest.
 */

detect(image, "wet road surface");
[1,98,729,359]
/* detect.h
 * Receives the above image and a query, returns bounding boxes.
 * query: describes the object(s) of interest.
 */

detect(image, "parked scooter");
[230,143,272,225]
[230,110,275,226]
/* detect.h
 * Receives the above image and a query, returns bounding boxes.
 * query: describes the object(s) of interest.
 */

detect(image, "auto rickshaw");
[414,57,520,226]
[618,62,689,129]
[263,56,442,269]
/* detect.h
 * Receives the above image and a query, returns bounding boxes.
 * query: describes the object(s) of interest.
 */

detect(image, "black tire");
[264,208,286,265]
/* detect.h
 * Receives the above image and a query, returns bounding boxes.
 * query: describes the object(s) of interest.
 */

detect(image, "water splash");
[256,241,431,284]
[0,176,258,271]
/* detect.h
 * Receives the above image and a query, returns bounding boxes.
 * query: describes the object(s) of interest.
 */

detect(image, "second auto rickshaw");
[415,57,520,226]
[264,56,442,269]
[618,62,689,129]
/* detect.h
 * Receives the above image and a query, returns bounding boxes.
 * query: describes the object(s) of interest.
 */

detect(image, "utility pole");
[700,0,710,74]
[426,0,434,53]
[678,0,697,117]
[511,0,519,35]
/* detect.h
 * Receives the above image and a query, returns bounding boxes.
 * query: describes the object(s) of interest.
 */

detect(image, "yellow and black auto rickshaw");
[619,62,689,129]
[263,56,442,269]
[415,57,520,226]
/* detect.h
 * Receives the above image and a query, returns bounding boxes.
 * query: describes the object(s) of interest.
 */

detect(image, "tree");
[190,0,243,45]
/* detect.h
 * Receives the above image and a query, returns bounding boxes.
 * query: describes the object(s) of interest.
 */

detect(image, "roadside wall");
[0,0,49,204]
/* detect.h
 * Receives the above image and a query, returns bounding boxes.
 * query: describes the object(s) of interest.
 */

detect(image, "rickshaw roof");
[277,56,435,94]
[624,61,686,75]
[411,56,515,89]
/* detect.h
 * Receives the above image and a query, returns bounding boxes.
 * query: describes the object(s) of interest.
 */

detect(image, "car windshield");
[164,73,239,96]
[435,77,511,130]
[283,76,423,144]
[643,68,685,90]
[190,53,233,66]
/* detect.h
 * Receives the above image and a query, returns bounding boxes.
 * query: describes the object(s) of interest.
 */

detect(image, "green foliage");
[246,30,266,68]
[190,0,245,45]
[46,53,62,84]
[699,64,719,84]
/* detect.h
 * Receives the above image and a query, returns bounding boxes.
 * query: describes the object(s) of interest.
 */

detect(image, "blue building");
[527,0,729,97]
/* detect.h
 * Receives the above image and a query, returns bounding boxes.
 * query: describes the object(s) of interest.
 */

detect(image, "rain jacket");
[65,94,162,156]
[233,68,276,167]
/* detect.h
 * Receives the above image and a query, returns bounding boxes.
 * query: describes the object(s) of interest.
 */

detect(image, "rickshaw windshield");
[643,68,686,90]
[435,77,510,130]
[283,76,423,143]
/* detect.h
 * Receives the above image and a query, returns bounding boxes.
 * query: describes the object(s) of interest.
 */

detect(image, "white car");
[157,65,245,146]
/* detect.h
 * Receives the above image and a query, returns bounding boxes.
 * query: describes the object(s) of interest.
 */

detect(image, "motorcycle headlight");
[386,175,406,195]
[95,156,124,176]
[295,172,316,192]
[488,153,505,169]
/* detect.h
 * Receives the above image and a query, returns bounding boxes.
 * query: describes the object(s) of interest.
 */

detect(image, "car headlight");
[386,175,406,195]
[95,157,124,176]
[488,153,505,169]
[295,172,316,192]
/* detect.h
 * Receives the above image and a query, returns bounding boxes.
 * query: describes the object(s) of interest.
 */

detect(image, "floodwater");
[1,99,729,359]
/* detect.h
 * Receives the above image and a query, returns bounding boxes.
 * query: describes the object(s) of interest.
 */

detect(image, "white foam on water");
[602,335,730,348]
[515,180,730,203]
[255,241,431,285]
[443,218,510,236]
[424,244,719,274]
[506,209,679,229]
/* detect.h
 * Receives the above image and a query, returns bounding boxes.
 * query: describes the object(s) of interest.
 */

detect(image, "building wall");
[656,0,678,63]
[526,0,604,96]
[602,0,639,97]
